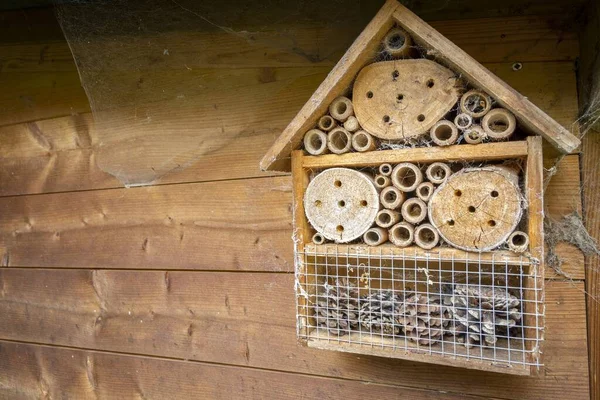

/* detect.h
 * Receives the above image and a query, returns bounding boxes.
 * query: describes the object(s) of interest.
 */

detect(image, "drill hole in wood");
[360,200,368,207]
[426,79,434,88]
[468,205,476,213]
[315,200,322,207]
[392,70,399,80]
[417,114,425,122]
[336,225,344,233]
[366,91,373,99]
[383,115,390,123]
[334,180,342,188]
[338,200,346,207]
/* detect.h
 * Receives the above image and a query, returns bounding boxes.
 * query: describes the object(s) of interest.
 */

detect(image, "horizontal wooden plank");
[0,14,577,73]
[0,153,583,277]
[0,176,294,271]
[303,141,528,169]
[0,269,588,400]
[0,341,488,400]
[0,61,579,196]
[0,8,578,127]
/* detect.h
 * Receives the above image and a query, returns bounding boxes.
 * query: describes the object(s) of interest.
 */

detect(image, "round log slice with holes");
[304,168,379,243]
[428,167,523,252]
[352,59,461,140]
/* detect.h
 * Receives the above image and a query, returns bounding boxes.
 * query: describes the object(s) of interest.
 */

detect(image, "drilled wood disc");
[428,167,523,252]
[352,59,461,140]
[304,168,379,243]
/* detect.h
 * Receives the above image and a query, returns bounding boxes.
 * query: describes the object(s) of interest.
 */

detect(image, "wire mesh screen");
[296,245,543,369]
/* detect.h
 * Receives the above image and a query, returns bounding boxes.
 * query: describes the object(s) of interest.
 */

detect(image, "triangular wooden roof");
[260,0,581,172]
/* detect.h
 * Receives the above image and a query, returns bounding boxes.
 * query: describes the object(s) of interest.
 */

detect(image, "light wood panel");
[0,269,589,400]
[0,62,579,196]
[0,156,583,278]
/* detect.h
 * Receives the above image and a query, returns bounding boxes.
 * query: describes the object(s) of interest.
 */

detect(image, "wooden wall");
[0,6,591,399]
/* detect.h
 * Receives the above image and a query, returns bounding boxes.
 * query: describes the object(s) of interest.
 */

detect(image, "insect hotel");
[260,0,581,375]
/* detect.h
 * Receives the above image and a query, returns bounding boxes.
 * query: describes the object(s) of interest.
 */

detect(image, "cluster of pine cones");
[314,280,521,347]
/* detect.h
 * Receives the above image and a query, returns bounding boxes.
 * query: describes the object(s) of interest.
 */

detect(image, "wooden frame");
[292,137,544,375]
[260,0,579,172]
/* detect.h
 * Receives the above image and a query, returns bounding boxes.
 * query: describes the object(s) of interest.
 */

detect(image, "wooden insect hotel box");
[260,0,581,376]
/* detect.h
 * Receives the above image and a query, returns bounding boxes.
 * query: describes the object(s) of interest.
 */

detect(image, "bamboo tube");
[317,115,337,132]
[363,227,389,246]
[374,174,392,190]
[389,222,414,247]
[414,224,440,250]
[344,116,360,132]
[327,127,352,154]
[416,182,435,202]
[401,197,427,224]
[430,119,459,146]
[482,108,516,140]
[312,232,326,245]
[379,163,392,176]
[375,209,401,228]
[508,231,529,253]
[463,124,486,144]
[380,186,404,209]
[391,162,423,192]
[382,28,412,58]
[329,96,354,122]
[351,130,377,152]
[425,162,451,184]
[454,113,473,130]
[459,89,492,118]
[303,129,328,156]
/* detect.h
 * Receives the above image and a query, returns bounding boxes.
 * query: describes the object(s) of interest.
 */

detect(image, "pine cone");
[445,284,521,347]
[399,293,451,345]
[359,290,403,335]
[315,278,360,336]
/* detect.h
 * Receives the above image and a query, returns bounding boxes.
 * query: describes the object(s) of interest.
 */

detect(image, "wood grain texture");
[579,1,600,396]
[0,269,589,400]
[0,62,579,196]
[0,154,583,278]
[582,131,600,400]
[0,7,579,127]
[0,176,294,271]
[0,342,485,400]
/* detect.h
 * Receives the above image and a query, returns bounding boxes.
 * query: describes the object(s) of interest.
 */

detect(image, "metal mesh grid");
[296,245,543,369]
